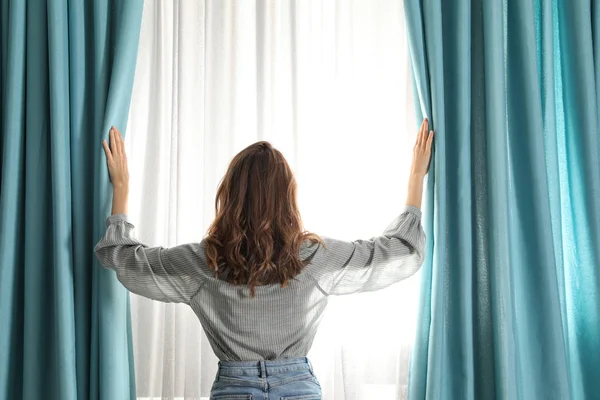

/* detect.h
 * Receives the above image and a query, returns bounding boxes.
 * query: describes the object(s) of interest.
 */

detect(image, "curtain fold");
[405,0,600,399]
[0,1,144,399]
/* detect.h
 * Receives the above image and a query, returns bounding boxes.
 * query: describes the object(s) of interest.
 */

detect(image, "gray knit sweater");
[94,206,425,361]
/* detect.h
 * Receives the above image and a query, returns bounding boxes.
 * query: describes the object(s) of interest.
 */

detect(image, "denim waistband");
[217,356,314,378]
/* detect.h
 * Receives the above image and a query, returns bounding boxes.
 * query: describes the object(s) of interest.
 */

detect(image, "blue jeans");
[210,356,322,400]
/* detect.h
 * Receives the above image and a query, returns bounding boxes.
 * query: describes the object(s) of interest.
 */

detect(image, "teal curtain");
[405,0,600,399]
[0,1,144,399]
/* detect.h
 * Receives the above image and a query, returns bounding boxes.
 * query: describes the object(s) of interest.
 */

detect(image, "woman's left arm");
[98,127,203,303]
[94,216,204,304]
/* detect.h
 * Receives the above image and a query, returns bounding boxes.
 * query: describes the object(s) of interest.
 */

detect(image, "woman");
[95,118,433,400]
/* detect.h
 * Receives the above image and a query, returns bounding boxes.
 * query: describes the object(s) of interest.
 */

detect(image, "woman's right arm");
[305,119,433,296]
[308,208,426,295]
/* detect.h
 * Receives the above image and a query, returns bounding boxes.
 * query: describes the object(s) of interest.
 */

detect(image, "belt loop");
[306,357,314,374]
[259,360,267,378]
[215,362,222,382]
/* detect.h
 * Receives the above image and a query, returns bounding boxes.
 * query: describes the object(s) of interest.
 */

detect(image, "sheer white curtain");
[125,1,419,399]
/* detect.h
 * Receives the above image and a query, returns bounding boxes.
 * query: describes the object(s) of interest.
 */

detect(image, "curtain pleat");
[0,1,144,399]
[406,0,600,399]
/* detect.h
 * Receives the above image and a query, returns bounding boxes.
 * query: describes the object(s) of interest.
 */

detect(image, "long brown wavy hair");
[204,141,324,296]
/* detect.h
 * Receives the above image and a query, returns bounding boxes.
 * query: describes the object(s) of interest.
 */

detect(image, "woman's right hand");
[410,118,434,178]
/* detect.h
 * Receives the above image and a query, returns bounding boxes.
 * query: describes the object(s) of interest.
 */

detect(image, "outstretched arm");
[95,216,204,304]
[305,118,433,295]
[97,127,203,303]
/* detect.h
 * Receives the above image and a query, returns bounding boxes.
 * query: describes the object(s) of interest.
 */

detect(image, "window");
[126,1,419,398]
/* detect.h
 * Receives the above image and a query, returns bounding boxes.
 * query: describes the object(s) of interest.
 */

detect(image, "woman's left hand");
[102,127,129,190]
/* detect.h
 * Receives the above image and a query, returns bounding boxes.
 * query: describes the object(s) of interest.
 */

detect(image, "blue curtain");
[0,1,143,399]
[405,0,600,399]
